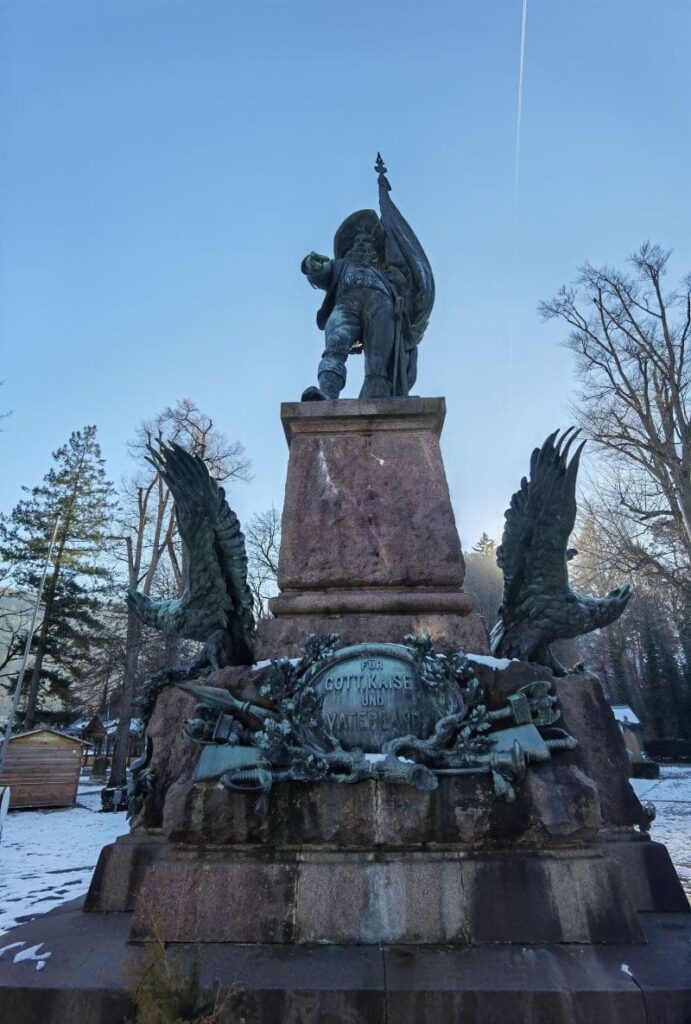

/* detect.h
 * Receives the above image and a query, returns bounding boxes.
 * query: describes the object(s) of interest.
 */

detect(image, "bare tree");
[540,243,691,600]
[566,505,690,737]
[245,507,281,618]
[106,399,251,798]
[0,568,32,693]
[129,398,252,590]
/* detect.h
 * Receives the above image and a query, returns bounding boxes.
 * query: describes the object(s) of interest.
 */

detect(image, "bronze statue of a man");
[301,155,435,402]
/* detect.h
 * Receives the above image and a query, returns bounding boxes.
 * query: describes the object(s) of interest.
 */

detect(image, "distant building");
[65,713,144,763]
[610,703,659,778]
[611,703,641,727]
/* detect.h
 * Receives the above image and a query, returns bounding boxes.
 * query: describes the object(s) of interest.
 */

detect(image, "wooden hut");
[0,728,87,809]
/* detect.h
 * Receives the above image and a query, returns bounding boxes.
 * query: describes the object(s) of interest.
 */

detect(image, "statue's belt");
[337,269,393,300]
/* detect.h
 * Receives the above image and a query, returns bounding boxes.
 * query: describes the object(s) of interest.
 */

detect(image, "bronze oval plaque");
[309,643,462,751]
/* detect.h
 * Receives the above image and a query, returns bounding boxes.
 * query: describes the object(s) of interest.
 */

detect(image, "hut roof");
[8,727,89,746]
[101,716,144,736]
[63,716,93,736]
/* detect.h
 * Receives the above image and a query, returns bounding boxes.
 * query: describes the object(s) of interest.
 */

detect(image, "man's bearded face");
[348,232,379,265]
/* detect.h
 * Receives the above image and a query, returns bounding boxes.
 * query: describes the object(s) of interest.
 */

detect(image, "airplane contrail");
[514,0,528,201]
[507,0,528,406]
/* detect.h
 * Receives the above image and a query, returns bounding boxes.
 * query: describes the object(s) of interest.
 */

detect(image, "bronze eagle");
[490,428,631,675]
[126,442,255,670]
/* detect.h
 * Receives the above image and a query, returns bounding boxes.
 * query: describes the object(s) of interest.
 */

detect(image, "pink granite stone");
[254,397,489,657]
[125,846,644,945]
[130,855,297,943]
[275,398,466,592]
[294,852,468,944]
[256,610,489,660]
[136,686,198,829]
[159,770,600,850]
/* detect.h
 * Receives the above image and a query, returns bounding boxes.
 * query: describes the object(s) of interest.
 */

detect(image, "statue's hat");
[333,209,384,260]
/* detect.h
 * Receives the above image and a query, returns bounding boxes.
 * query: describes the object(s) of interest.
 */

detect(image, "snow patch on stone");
[0,942,24,959]
[364,753,414,764]
[13,943,51,969]
[253,658,302,670]
[467,653,517,671]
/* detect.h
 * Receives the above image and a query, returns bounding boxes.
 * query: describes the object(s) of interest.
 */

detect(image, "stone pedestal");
[83,657,688,951]
[85,768,660,948]
[256,397,488,658]
[123,847,645,946]
[5,396,690,1022]
[4,898,691,1024]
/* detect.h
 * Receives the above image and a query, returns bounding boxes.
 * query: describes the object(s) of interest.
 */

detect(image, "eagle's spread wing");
[491,428,631,669]
[498,428,584,609]
[126,443,255,665]
[491,429,584,652]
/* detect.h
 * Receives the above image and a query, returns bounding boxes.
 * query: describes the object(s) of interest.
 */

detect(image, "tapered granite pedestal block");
[256,397,489,658]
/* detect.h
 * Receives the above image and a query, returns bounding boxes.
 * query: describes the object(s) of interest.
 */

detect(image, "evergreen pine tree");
[0,426,116,730]
[682,660,691,740]
[472,532,496,558]
[609,657,633,707]
[641,605,686,739]
[641,611,667,739]
[604,624,634,706]
[679,596,691,739]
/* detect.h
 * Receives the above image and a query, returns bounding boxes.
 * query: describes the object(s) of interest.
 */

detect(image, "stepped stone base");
[85,828,690,924]
[126,846,644,945]
[86,658,686,949]
[158,767,601,848]
[2,898,691,1024]
[86,824,688,948]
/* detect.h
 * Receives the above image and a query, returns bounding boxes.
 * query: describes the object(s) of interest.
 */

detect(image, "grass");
[126,905,245,1024]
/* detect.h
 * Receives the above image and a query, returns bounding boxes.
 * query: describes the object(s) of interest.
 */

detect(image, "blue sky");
[1,0,690,547]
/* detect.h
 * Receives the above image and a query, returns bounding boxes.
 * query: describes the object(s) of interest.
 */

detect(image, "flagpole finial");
[375,152,391,192]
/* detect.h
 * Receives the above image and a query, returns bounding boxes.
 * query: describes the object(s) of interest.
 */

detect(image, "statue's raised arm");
[300,155,435,402]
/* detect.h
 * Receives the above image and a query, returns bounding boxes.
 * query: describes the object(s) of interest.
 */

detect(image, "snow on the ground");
[0,775,129,936]
[631,764,691,899]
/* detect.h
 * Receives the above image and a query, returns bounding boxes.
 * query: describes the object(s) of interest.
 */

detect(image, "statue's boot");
[360,374,392,399]
[301,368,345,402]
[301,386,326,402]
